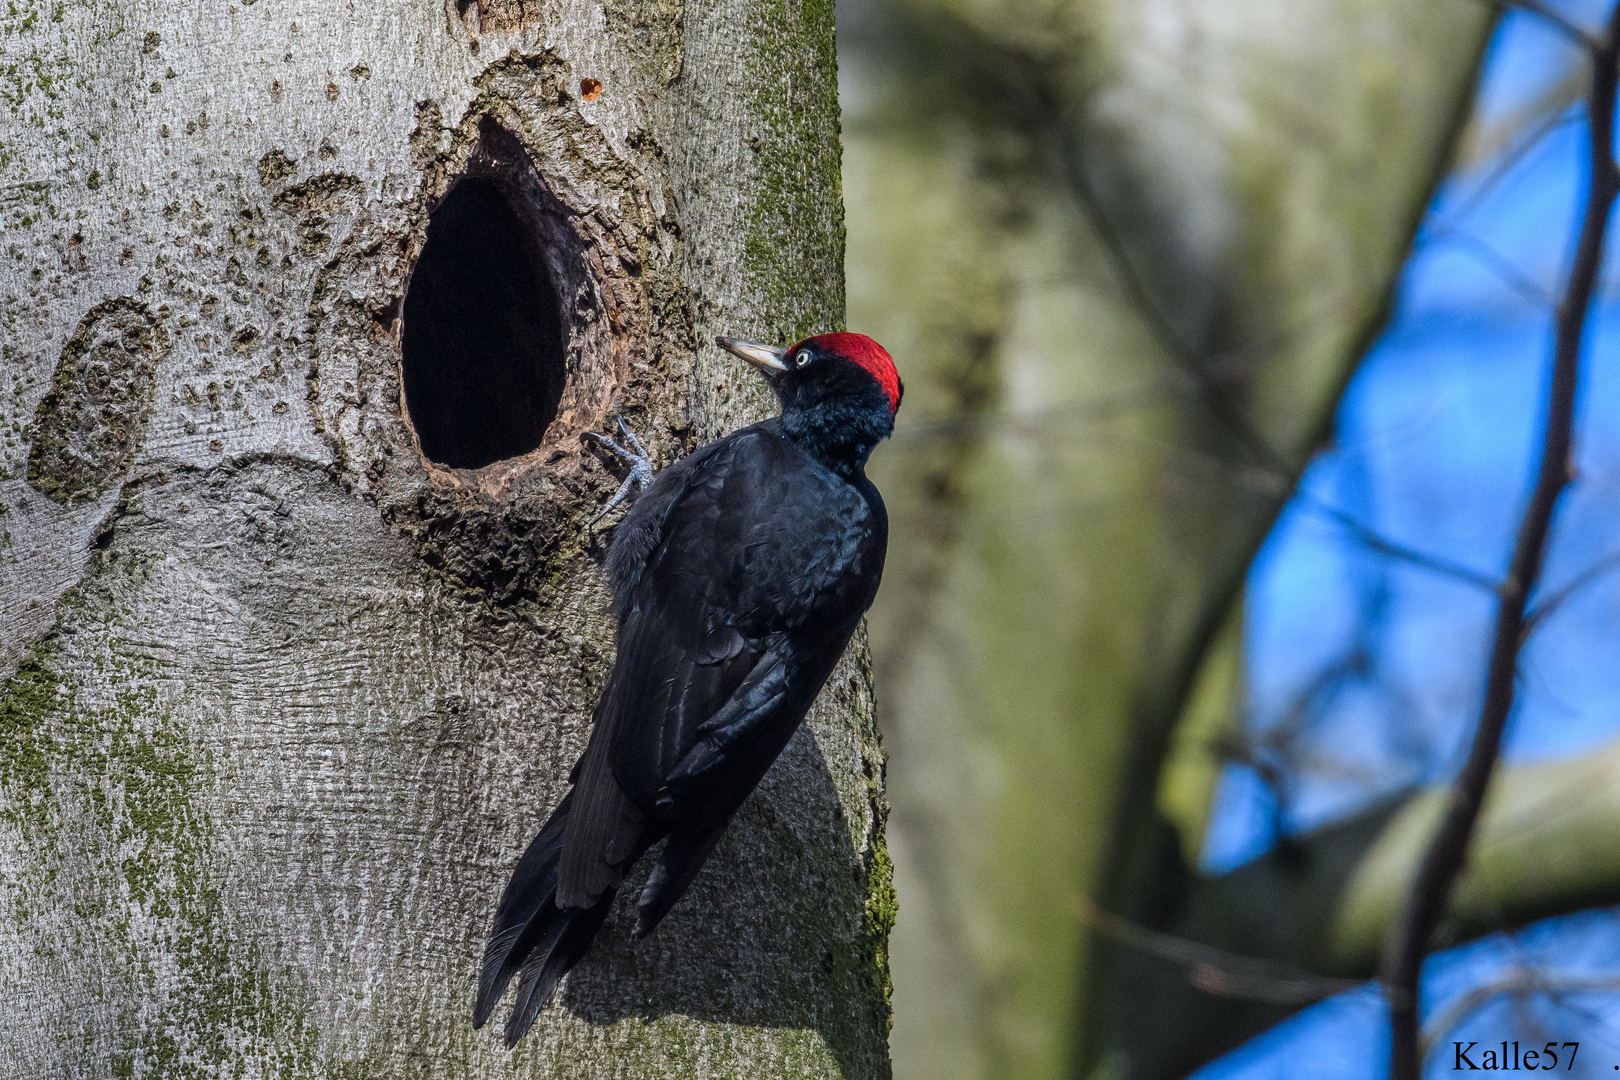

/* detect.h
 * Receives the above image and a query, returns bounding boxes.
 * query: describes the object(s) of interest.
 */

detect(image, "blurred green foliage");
[841,1,1495,1076]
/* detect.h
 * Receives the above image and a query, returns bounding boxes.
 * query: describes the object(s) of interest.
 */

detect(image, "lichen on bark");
[26,298,169,506]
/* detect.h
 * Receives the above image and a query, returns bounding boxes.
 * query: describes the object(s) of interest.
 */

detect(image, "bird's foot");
[585,417,656,529]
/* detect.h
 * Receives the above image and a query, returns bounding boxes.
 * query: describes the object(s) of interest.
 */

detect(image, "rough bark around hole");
[399,125,572,469]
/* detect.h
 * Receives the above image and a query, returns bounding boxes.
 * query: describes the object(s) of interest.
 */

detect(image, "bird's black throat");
[773,375,895,478]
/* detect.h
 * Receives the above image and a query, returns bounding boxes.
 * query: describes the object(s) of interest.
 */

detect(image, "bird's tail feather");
[501,888,617,1046]
[475,789,631,1046]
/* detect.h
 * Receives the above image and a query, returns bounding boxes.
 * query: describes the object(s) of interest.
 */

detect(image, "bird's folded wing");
[560,429,872,891]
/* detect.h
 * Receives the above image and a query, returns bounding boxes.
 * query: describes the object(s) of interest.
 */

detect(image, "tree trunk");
[0,2,892,1077]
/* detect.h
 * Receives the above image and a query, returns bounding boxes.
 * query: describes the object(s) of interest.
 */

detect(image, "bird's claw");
[586,417,656,529]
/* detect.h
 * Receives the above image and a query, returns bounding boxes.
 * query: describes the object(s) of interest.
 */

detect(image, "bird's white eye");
[794,349,812,368]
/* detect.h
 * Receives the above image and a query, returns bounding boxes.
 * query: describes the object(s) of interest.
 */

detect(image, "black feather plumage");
[475,333,900,1043]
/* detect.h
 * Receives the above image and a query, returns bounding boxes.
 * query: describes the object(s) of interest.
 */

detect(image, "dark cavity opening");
[401,173,565,469]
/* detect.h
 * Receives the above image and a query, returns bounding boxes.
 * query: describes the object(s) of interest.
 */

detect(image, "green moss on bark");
[0,636,324,1075]
[741,0,845,340]
[0,643,64,832]
[864,838,898,1026]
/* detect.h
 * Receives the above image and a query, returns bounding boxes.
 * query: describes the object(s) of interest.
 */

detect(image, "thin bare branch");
[889,381,1177,447]
[1421,970,1620,1054]
[1524,547,1620,634]
[1456,64,1585,178]
[891,296,1351,450]
[1384,10,1620,1078]
[1424,218,1560,306]
[1475,0,1603,51]
[1075,898,1362,1006]
[1297,494,1502,592]
[1453,84,1585,225]
[1020,71,1298,480]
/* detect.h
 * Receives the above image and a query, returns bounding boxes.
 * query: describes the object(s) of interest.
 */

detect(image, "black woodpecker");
[474,331,903,1046]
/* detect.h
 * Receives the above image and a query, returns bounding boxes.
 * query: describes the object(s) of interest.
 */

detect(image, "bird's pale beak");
[716,336,789,372]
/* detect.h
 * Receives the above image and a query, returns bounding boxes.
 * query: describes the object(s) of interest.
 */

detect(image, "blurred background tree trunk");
[0,1,895,1076]
[836,1,1582,1077]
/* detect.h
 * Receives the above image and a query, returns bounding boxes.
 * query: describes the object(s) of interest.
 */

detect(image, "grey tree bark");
[0,1,893,1077]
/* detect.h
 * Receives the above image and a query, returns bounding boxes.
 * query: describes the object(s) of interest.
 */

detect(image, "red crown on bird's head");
[795,332,903,415]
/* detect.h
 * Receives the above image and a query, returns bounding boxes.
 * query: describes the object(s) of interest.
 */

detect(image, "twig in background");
[1021,68,1298,480]
[1075,897,1362,1006]
[1296,494,1501,593]
[1423,218,1560,306]
[1523,547,1620,635]
[1475,0,1603,51]
[1420,970,1620,1056]
[1382,8,1620,1079]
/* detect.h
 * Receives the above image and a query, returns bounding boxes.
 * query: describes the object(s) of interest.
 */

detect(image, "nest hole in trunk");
[401,122,571,470]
